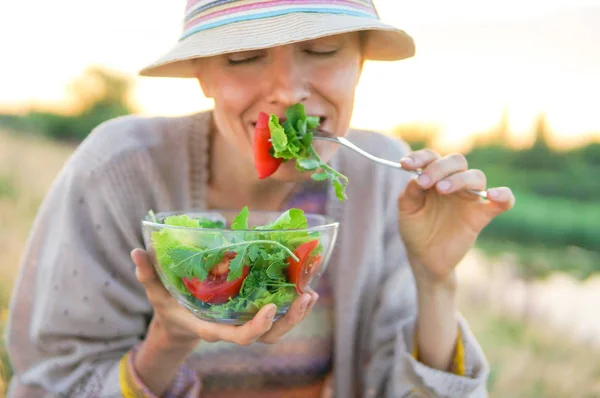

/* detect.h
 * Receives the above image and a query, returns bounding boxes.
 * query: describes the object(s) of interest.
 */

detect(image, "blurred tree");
[510,113,561,171]
[9,66,137,142]
[473,106,512,148]
[67,66,135,116]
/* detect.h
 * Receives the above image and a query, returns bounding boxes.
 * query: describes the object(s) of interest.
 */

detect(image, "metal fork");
[313,131,488,199]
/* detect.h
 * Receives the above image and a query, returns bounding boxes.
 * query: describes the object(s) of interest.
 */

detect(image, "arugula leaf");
[286,103,306,128]
[228,245,247,281]
[266,260,287,280]
[333,177,348,202]
[297,158,320,171]
[306,116,320,130]
[247,244,261,262]
[311,171,329,181]
[231,206,249,230]
[168,247,210,280]
[267,103,349,201]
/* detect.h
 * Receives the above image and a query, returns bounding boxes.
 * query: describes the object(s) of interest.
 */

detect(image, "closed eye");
[306,49,338,56]
[227,55,262,65]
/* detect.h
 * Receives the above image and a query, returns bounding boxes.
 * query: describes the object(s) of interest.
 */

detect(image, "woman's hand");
[133,248,318,346]
[130,248,318,395]
[397,149,515,288]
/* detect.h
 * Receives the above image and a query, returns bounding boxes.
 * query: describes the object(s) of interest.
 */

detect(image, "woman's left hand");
[397,149,515,288]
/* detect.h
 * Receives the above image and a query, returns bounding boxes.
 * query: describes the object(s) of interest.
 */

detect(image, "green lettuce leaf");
[148,207,323,316]
[254,208,308,230]
[231,206,249,230]
[164,215,200,228]
[150,229,191,294]
[268,103,349,201]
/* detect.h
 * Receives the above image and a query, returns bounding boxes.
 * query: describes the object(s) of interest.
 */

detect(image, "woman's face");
[195,32,363,181]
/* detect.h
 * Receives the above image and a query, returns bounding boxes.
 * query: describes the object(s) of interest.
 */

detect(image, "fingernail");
[437,180,451,191]
[417,174,430,187]
[267,306,276,319]
[488,188,499,198]
[401,157,413,165]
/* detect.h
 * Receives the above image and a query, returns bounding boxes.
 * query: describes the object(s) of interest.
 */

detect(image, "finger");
[415,154,469,189]
[398,177,426,214]
[304,291,319,313]
[198,303,277,346]
[131,248,173,304]
[305,292,319,314]
[435,169,486,195]
[485,187,516,214]
[400,149,441,171]
[259,293,312,344]
[132,248,157,284]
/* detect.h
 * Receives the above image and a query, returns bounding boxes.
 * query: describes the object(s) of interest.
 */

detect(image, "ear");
[356,32,366,78]
[196,76,213,98]
[358,57,365,76]
[193,58,214,98]
[353,55,365,87]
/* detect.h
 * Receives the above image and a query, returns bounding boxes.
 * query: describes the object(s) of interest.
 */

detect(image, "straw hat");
[139,0,416,78]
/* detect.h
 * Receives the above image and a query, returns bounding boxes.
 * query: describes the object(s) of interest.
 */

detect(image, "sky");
[0,0,599,149]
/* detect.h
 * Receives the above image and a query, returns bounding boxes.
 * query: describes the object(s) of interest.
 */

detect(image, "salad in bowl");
[141,206,338,325]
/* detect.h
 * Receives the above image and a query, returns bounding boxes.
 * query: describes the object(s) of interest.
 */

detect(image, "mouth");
[252,116,327,129]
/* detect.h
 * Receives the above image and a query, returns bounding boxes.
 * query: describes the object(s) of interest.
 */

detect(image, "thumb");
[398,177,426,215]
[485,187,516,217]
[131,248,158,286]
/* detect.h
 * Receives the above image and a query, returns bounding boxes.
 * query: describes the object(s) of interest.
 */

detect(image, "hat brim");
[139,12,415,78]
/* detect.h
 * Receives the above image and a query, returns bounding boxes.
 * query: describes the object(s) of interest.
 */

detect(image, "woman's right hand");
[130,248,318,395]
[132,248,318,346]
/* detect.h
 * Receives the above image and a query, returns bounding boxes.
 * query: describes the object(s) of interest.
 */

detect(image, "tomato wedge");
[287,239,322,294]
[253,111,282,179]
[182,252,249,305]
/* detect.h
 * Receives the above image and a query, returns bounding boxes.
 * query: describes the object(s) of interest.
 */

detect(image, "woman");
[6,1,514,397]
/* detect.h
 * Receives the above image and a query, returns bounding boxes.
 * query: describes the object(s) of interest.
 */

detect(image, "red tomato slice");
[287,239,322,294]
[182,252,249,305]
[253,111,282,179]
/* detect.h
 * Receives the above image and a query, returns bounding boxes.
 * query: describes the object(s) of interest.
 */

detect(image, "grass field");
[480,191,600,254]
[1,129,598,397]
[460,294,600,397]
[0,130,76,396]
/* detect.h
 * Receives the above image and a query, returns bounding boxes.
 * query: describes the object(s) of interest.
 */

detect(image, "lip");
[251,116,327,128]
[251,117,286,128]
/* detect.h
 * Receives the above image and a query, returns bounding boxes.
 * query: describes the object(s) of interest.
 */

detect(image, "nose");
[265,49,309,106]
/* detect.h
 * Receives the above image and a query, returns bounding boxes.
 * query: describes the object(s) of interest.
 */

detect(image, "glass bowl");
[141,208,338,325]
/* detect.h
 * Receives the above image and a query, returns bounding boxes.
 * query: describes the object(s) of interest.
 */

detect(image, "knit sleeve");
[412,328,466,377]
[4,134,199,397]
[119,344,201,398]
[361,138,489,398]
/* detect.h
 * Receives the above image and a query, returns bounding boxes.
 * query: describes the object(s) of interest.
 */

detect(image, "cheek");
[313,60,361,128]
[320,64,359,98]
[214,79,255,118]
[211,77,259,148]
